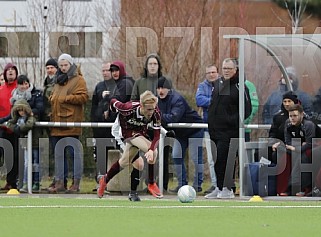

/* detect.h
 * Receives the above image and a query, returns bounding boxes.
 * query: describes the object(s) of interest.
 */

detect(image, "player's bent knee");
[133,157,144,171]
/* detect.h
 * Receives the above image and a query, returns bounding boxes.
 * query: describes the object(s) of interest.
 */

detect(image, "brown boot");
[67,179,80,193]
[48,180,66,193]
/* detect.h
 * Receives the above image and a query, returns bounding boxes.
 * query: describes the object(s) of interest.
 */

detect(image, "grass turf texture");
[0,196,320,237]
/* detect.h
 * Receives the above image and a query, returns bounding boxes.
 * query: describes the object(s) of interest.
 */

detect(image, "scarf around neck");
[10,83,34,105]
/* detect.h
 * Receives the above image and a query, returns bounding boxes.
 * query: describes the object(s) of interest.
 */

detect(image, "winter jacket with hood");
[0,63,18,118]
[110,61,134,103]
[50,64,88,136]
[6,99,35,137]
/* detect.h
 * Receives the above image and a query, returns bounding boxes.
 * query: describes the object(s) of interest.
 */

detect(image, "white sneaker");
[217,187,235,199]
[204,187,220,199]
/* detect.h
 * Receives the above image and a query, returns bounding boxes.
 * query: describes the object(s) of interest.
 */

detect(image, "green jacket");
[244,80,259,133]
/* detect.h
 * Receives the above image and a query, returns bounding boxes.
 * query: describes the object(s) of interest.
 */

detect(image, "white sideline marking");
[0,205,321,209]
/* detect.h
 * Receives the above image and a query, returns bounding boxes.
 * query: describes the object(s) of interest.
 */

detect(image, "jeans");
[51,136,83,181]
[172,129,204,188]
[23,148,40,184]
[204,131,217,187]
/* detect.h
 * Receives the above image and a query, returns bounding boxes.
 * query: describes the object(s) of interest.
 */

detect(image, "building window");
[49,32,102,58]
[0,32,39,57]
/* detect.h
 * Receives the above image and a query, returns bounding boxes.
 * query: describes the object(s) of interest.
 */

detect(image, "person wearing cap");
[157,76,204,193]
[0,63,18,190]
[48,53,88,193]
[262,66,312,124]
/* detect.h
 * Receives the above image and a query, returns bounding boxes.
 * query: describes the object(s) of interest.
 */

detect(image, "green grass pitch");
[0,195,320,237]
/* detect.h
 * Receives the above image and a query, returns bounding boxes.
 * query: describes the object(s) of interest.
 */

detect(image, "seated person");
[269,91,300,164]
[273,104,316,196]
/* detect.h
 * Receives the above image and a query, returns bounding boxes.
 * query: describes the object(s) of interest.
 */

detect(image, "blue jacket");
[195,79,213,123]
[158,89,203,138]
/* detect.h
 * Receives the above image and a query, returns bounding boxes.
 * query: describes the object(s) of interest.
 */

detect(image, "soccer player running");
[97,90,161,201]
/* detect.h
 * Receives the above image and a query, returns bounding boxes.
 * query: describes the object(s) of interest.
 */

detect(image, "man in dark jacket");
[275,104,317,196]
[90,62,118,190]
[269,91,300,164]
[157,77,204,193]
[207,58,252,199]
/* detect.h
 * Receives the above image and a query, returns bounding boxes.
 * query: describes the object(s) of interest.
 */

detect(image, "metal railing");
[22,122,271,195]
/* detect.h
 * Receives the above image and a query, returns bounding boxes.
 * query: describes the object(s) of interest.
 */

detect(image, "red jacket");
[0,80,17,118]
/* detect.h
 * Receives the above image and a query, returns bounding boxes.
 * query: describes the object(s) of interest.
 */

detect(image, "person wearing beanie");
[269,91,312,196]
[262,66,312,124]
[269,91,300,163]
[157,76,204,193]
[48,53,89,193]
[276,104,319,197]
[43,58,58,120]
[58,53,73,65]
[45,58,58,68]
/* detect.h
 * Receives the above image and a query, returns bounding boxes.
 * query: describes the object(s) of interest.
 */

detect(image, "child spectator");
[1,99,36,192]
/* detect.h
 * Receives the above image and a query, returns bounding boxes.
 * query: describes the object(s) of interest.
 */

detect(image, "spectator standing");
[157,77,204,192]
[244,79,259,141]
[262,66,312,124]
[48,53,88,193]
[43,58,59,189]
[195,64,218,194]
[130,53,164,197]
[91,62,118,189]
[0,63,18,118]
[207,58,252,199]
[43,58,58,122]
[10,75,44,192]
[97,91,161,201]
[0,63,18,190]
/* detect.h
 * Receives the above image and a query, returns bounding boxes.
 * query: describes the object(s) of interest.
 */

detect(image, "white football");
[177,185,196,203]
